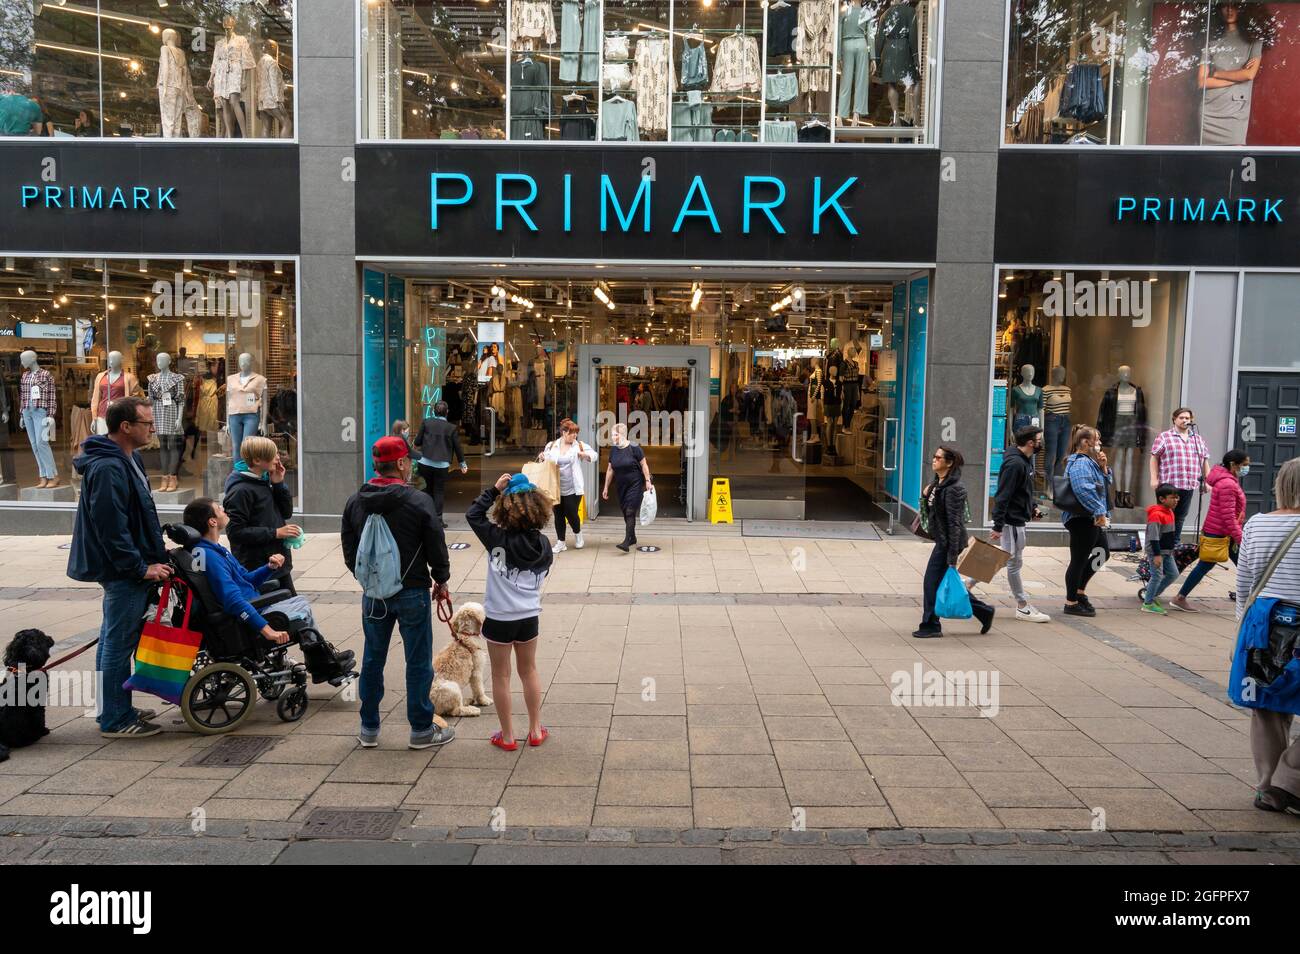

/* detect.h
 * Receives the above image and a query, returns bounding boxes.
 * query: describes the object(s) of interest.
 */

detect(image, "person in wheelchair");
[182,498,318,650]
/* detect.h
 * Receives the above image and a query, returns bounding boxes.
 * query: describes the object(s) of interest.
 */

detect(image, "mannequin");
[90,352,140,435]
[1009,364,1043,438]
[527,343,551,429]
[207,15,255,138]
[823,363,844,455]
[1096,365,1147,509]
[1041,365,1072,485]
[18,350,59,489]
[807,357,825,431]
[840,335,862,427]
[148,353,187,492]
[157,28,198,139]
[874,0,919,127]
[226,353,267,460]
[256,39,291,138]
[837,0,873,123]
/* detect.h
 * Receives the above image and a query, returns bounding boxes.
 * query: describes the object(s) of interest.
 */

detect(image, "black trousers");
[919,541,993,630]
[419,463,449,518]
[554,493,581,540]
[1172,485,1196,540]
[1065,516,1108,601]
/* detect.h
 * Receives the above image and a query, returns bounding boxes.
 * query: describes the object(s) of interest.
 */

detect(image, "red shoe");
[528,726,549,747]
[489,731,518,751]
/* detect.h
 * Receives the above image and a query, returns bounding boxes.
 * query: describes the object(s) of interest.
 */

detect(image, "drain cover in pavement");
[185,735,279,767]
[299,809,403,841]
[637,545,661,552]
[449,542,470,550]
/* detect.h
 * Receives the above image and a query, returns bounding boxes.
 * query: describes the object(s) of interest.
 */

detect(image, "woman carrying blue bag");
[913,444,995,639]
[1228,458,1300,815]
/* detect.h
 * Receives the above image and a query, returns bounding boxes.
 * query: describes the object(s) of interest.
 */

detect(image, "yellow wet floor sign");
[578,494,586,524]
[708,478,733,524]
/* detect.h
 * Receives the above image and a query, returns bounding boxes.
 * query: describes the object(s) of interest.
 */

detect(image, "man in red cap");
[341,435,453,750]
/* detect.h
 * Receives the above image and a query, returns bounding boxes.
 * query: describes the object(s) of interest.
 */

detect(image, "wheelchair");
[160,524,357,735]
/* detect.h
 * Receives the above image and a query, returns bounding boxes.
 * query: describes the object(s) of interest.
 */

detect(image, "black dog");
[0,629,55,761]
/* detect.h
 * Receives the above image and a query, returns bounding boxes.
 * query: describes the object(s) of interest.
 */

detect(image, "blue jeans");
[227,412,260,459]
[359,587,434,736]
[96,578,154,732]
[22,407,57,479]
[1146,551,1179,602]
[1043,412,1071,482]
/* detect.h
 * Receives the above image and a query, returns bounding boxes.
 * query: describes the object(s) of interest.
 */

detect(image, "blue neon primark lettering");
[743,176,786,234]
[601,175,651,232]
[496,173,539,231]
[1115,195,1283,223]
[672,176,720,233]
[430,173,473,229]
[19,184,177,210]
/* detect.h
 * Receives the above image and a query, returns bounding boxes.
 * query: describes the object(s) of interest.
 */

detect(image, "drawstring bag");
[639,485,658,526]
[935,567,973,619]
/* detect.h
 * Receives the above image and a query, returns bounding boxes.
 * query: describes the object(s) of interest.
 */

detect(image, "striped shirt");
[1236,513,1300,621]
[1042,384,1071,415]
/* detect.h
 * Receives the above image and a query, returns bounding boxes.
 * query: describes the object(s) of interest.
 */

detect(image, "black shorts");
[482,616,540,644]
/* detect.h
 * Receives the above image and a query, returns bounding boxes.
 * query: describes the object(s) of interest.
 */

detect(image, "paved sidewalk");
[0,523,1293,863]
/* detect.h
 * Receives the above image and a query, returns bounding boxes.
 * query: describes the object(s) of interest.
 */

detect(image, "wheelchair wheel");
[181,662,257,735]
[277,686,309,723]
[1137,586,1146,602]
[259,681,285,701]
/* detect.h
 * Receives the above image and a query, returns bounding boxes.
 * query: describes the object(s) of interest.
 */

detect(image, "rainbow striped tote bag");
[124,581,203,704]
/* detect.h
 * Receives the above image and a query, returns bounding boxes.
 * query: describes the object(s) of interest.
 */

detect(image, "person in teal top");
[0,94,43,135]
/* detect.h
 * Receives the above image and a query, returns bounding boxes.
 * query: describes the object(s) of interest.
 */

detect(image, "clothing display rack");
[1009,12,1118,144]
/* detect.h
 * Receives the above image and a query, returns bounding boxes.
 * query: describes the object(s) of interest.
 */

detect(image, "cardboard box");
[957,536,1011,584]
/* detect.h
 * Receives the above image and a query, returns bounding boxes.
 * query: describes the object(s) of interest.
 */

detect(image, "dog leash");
[37,638,100,673]
[436,590,478,650]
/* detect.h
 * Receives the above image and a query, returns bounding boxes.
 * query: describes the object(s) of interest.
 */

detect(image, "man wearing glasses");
[68,396,172,739]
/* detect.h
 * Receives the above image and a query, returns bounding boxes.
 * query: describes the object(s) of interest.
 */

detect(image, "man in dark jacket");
[341,436,453,751]
[413,401,467,526]
[67,396,171,739]
[991,425,1050,623]
[222,435,301,590]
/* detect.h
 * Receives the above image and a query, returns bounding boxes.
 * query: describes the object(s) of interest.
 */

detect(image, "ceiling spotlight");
[274,261,283,275]
[48,259,61,272]
[1147,271,1158,283]
[228,260,237,274]
[183,259,192,273]
[998,280,1008,299]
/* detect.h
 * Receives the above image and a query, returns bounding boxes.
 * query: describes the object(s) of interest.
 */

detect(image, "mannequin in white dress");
[256,39,291,138]
[208,15,255,138]
[157,29,198,139]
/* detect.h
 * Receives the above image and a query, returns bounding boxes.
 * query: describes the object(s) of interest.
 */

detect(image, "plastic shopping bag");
[935,567,973,619]
[639,485,658,527]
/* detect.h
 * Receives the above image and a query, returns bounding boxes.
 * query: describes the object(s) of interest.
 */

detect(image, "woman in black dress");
[602,423,653,552]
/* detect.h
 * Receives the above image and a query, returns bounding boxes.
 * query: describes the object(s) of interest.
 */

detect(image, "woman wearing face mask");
[1061,425,1113,618]
[1170,450,1250,612]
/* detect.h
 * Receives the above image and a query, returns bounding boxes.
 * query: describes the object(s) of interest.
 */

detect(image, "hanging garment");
[559,100,597,140]
[837,7,870,117]
[767,2,799,58]
[580,0,601,82]
[632,37,670,133]
[601,97,639,141]
[156,43,197,138]
[875,2,918,84]
[210,33,255,99]
[148,370,187,436]
[196,377,220,431]
[256,53,285,110]
[710,33,761,93]
[672,99,713,141]
[510,0,557,46]
[1061,62,1105,123]
[765,71,799,105]
[797,0,835,92]
[797,121,831,142]
[679,38,710,91]
[763,119,798,142]
[602,62,633,91]
[510,57,550,140]
[560,0,583,82]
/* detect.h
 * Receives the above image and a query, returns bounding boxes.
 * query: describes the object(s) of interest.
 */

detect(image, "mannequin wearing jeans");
[19,350,59,487]
[226,353,267,460]
[1041,366,1072,485]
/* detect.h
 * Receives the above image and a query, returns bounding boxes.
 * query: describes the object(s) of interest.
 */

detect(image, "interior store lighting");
[138,259,148,272]
[3,258,13,271]
[228,260,237,274]
[690,283,703,311]
[274,261,283,275]
[183,259,192,273]
[48,259,61,272]
[1148,271,1158,283]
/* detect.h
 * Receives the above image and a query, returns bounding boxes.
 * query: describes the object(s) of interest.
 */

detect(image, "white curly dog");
[431,602,494,717]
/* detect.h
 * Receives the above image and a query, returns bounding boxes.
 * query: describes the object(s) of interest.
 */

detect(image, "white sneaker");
[575,533,585,549]
[552,541,567,553]
[1015,606,1051,623]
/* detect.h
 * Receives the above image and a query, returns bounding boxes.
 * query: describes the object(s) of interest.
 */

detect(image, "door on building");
[577,344,713,521]
[1237,371,1300,516]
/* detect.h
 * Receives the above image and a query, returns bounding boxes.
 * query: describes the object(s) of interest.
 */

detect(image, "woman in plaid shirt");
[1149,407,1210,540]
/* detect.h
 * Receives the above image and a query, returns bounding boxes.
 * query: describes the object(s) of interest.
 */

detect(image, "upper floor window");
[0,1,295,139]
[1006,1,1300,148]
[360,0,940,144]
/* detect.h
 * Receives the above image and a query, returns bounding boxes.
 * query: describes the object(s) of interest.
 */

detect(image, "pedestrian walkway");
[0,525,1289,854]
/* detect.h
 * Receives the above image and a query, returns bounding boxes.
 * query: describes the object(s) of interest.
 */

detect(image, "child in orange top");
[1143,484,1182,613]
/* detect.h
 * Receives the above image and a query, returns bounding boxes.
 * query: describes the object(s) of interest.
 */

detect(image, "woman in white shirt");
[539,418,598,553]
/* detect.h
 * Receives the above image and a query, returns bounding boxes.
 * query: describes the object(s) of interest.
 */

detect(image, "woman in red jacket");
[1170,449,1249,612]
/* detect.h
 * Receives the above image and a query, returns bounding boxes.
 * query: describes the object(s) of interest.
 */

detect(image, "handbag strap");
[1244,521,1300,612]
[179,583,193,631]
[153,581,173,624]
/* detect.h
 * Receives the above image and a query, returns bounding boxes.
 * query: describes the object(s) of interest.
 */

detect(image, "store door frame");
[577,343,712,522]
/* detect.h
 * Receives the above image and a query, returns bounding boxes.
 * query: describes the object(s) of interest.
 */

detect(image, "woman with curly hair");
[466,472,555,751]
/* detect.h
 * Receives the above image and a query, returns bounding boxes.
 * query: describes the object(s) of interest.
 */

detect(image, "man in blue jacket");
[67,396,171,739]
